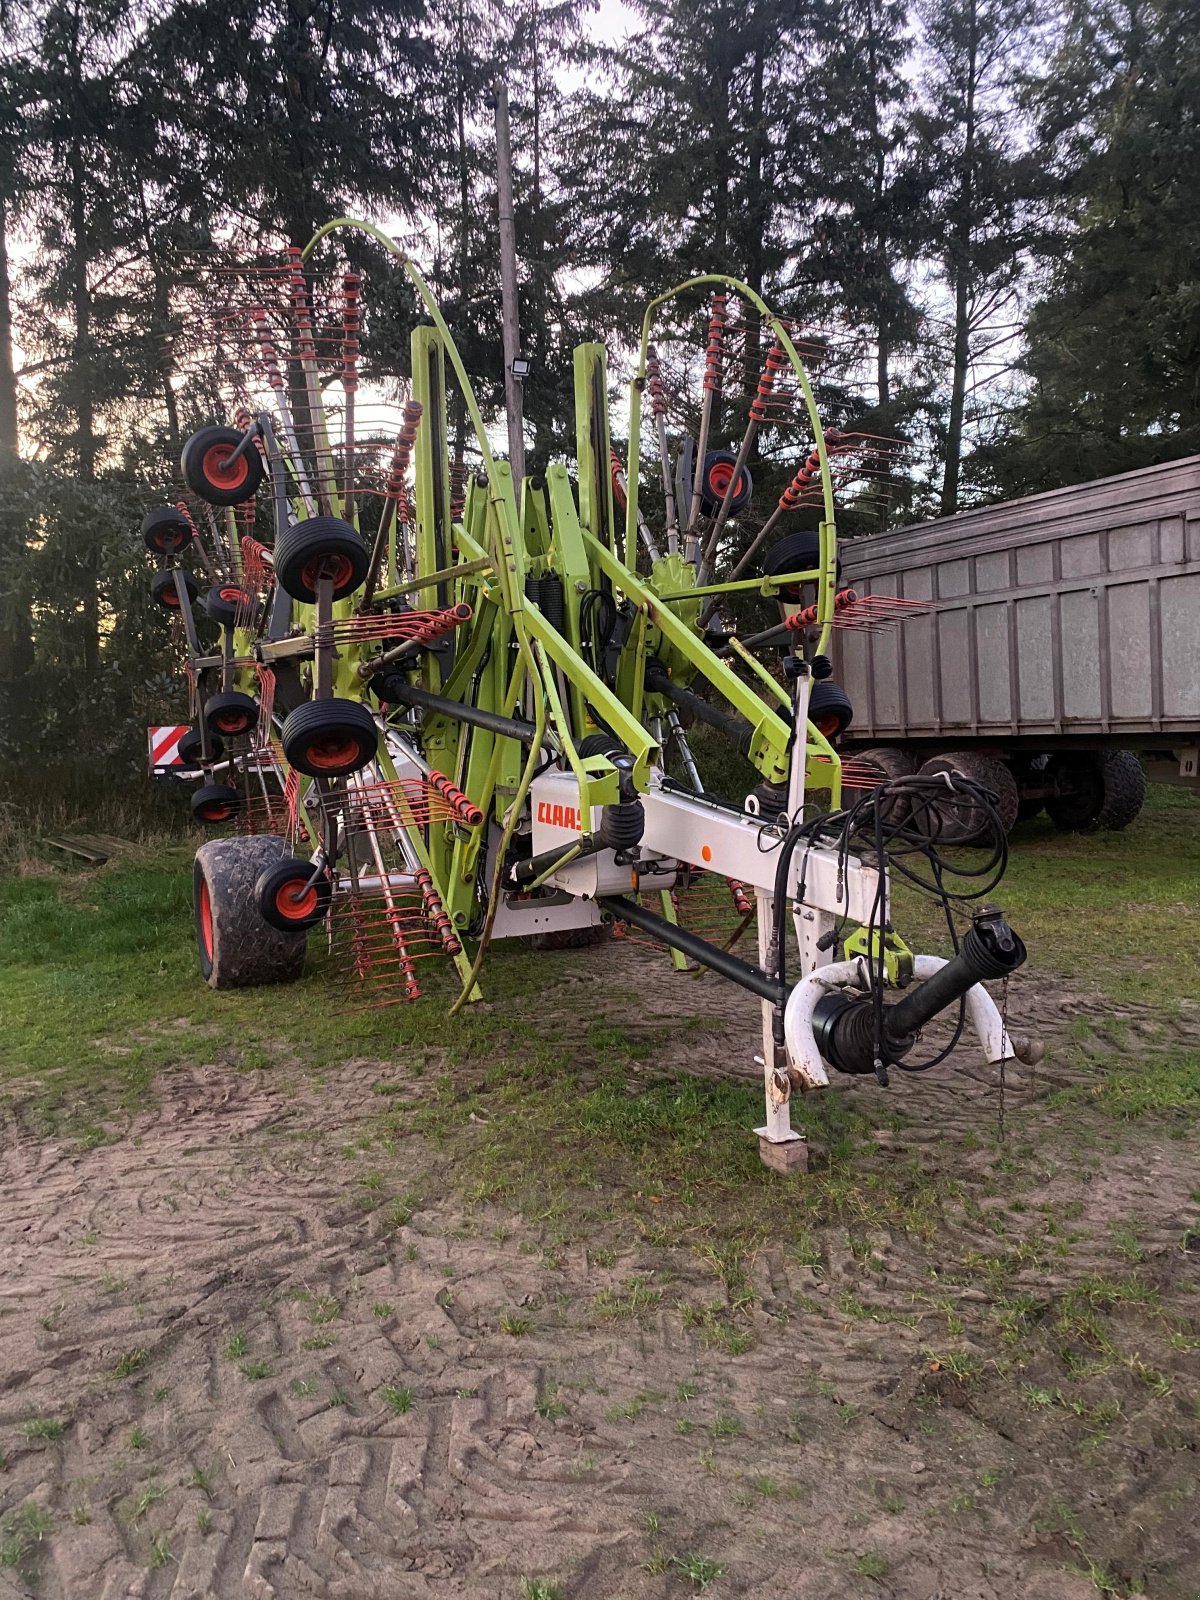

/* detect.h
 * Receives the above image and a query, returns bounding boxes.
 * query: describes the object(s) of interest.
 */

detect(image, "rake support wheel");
[194,835,306,988]
[142,507,193,554]
[281,698,378,777]
[255,857,333,932]
[191,782,241,825]
[178,727,221,766]
[181,425,265,506]
[151,568,198,611]
[205,585,249,628]
[204,690,259,739]
[273,516,368,604]
[808,679,854,739]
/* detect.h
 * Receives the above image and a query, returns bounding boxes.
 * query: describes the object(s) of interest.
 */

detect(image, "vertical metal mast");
[493,82,526,489]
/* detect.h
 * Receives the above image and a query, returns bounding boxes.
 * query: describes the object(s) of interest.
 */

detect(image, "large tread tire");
[1047,750,1146,832]
[273,516,368,604]
[194,836,306,988]
[1095,751,1146,830]
[855,746,916,825]
[917,752,1019,842]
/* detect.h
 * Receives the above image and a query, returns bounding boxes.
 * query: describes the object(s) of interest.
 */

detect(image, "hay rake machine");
[141,218,1040,1167]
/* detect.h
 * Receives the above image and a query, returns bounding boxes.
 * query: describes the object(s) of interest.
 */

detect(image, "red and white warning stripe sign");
[148,725,190,770]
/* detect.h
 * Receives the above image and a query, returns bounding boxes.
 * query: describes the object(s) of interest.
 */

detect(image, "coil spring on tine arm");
[386,400,423,512]
[749,339,789,424]
[251,310,286,392]
[779,449,822,510]
[647,346,668,416]
[703,291,728,393]
[425,770,485,828]
[284,247,316,359]
[342,273,361,393]
[415,867,462,955]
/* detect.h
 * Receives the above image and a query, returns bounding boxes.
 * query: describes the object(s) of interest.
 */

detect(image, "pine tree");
[981,0,1200,493]
[807,0,922,417]
[914,0,1040,512]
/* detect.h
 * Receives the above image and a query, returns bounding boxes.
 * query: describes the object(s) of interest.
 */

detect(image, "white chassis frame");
[529,677,1018,1150]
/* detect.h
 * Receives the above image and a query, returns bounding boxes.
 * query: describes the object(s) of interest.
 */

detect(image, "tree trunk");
[67,7,100,676]
[940,0,978,516]
[865,2,890,410]
[0,197,18,460]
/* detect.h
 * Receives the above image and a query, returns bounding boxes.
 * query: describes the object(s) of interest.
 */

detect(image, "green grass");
[894,784,1200,1011]
[381,1384,414,1415]
[19,1418,64,1444]
[3,788,1197,1320]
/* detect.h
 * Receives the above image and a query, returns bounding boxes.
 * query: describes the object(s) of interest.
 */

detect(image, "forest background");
[0,0,1195,782]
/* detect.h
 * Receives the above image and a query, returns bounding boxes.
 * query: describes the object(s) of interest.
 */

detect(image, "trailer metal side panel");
[834,456,1200,744]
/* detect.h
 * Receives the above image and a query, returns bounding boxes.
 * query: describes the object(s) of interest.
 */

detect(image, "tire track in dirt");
[0,976,1196,1596]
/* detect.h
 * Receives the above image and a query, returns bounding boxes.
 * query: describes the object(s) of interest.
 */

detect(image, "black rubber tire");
[178,727,222,766]
[181,425,265,506]
[855,746,916,825]
[152,567,198,611]
[281,697,378,778]
[762,530,842,600]
[273,516,368,604]
[1046,750,1145,833]
[142,506,192,554]
[808,679,854,739]
[191,782,241,825]
[916,752,1019,843]
[1095,751,1146,830]
[204,690,259,739]
[205,584,249,628]
[698,450,753,516]
[255,856,333,933]
[194,835,306,988]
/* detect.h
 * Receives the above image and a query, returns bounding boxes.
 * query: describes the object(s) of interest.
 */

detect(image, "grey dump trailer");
[832,455,1200,833]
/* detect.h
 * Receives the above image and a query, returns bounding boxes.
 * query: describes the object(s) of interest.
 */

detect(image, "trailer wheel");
[855,747,915,825]
[181,425,264,506]
[916,753,1019,842]
[142,507,192,554]
[808,679,854,739]
[255,856,332,932]
[194,835,306,988]
[151,568,198,611]
[205,690,259,738]
[1046,751,1145,832]
[281,698,378,777]
[191,782,241,825]
[273,516,368,603]
[178,726,222,766]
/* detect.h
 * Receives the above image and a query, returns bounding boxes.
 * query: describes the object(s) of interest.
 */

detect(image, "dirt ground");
[2,941,1199,1599]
